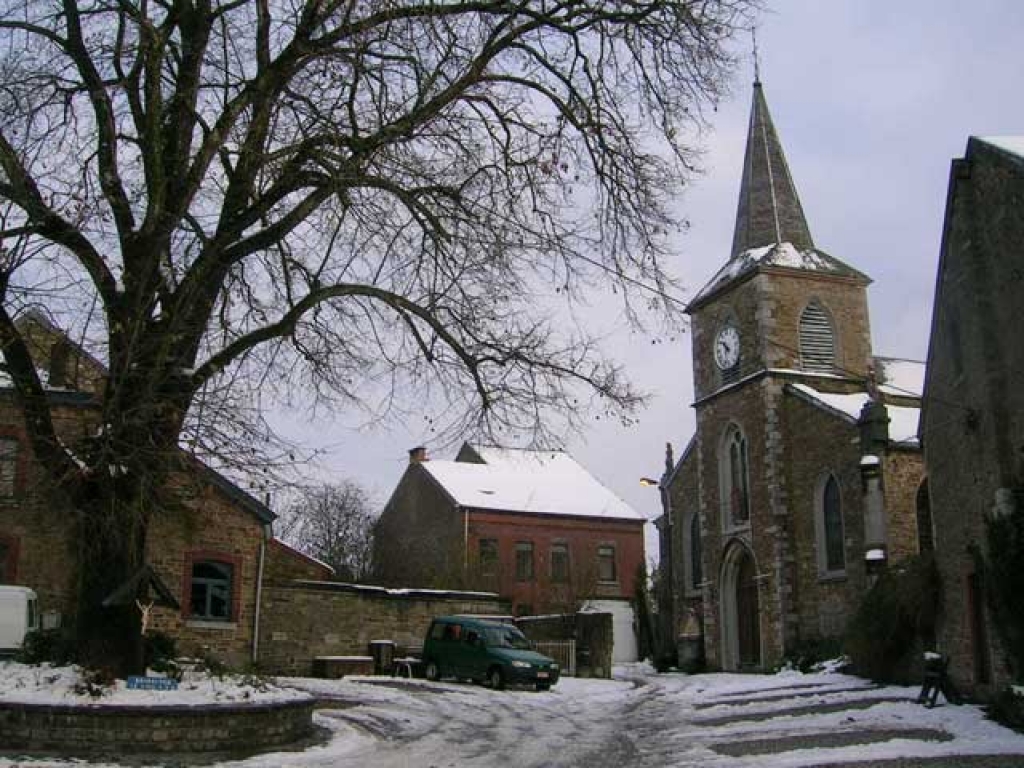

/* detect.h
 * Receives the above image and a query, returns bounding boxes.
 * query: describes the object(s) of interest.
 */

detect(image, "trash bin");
[369,640,396,676]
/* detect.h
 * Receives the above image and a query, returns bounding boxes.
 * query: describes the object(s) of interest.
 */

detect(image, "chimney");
[48,339,71,389]
[408,446,428,464]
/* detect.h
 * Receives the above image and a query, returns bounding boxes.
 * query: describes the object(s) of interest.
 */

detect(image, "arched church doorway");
[721,541,761,670]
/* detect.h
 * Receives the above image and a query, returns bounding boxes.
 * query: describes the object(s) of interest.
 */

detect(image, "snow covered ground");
[1,662,1023,766]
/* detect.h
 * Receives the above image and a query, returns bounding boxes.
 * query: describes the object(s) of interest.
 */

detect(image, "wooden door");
[736,552,761,668]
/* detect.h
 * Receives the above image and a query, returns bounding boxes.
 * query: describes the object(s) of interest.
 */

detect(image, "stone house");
[658,80,931,670]
[0,312,331,667]
[374,443,645,657]
[921,136,1024,696]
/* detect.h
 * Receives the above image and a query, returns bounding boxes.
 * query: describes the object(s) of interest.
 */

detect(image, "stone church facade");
[662,81,931,670]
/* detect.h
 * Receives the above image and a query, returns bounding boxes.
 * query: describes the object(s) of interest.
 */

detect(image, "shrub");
[845,555,940,683]
[780,636,845,674]
[986,687,1024,733]
[16,629,76,666]
[144,631,177,667]
[73,667,116,698]
[979,496,1024,680]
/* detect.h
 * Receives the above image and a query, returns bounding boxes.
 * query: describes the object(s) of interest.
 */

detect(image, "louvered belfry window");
[800,302,835,372]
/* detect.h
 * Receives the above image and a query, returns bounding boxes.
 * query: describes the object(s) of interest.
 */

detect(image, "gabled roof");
[874,356,926,399]
[787,383,921,447]
[419,444,643,521]
[689,241,869,310]
[1,313,276,526]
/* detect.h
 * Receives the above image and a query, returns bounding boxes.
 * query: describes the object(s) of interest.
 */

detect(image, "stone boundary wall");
[0,698,315,756]
[258,580,509,675]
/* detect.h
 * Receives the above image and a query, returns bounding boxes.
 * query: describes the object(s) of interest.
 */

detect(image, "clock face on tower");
[714,325,741,370]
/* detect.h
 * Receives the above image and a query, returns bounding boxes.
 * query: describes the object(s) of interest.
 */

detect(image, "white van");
[0,586,40,654]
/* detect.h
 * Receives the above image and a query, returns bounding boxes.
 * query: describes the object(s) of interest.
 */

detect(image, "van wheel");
[488,667,505,691]
[425,661,441,681]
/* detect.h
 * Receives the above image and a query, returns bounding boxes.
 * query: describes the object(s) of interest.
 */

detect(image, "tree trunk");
[71,485,149,677]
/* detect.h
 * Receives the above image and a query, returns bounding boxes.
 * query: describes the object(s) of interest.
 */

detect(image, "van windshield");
[484,626,532,650]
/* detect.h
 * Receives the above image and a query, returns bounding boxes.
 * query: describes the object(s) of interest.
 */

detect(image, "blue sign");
[127,676,179,691]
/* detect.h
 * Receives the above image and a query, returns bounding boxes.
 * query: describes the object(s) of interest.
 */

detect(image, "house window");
[799,301,836,373]
[0,438,18,497]
[721,427,750,526]
[816,474,846,576]
[189,560,233,621]
[597,545,617,583]
[550,543,569,584]
[479,538,499,575]
[515,542,534,582]
[688,513,702,591]
[0,538,12,582]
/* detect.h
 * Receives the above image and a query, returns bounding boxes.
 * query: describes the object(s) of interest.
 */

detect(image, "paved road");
[284,670,1024,768]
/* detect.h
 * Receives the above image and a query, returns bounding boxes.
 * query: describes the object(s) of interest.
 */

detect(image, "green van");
[422,616,561,691]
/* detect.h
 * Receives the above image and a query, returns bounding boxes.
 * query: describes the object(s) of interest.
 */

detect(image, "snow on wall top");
[689,241,867,308]
[421,446,643,520]
[874,356,925,398]
[979,136,1024,158]
[789,383,921,446]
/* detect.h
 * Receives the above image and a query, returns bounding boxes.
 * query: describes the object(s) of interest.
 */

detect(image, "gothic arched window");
[689,512,702,590]
[799,301,836,373]
[816,474,846,577]
[721,426,750,527]
[916,479,934,554]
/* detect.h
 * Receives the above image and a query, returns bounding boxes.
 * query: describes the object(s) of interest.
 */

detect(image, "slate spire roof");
[731,80,814,257]
[688,81,869,312]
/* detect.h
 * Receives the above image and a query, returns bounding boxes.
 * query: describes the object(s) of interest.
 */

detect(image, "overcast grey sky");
[272,0,1024,564]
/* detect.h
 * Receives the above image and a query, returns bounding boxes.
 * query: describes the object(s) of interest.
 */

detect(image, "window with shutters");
[799,301,836,373]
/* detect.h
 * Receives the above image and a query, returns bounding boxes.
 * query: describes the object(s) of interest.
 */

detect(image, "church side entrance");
[720,540,761,670]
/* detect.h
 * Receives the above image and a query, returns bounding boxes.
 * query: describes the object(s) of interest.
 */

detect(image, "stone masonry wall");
[924,140,1023,697]
[781,392,868,645]
[0,699,314,756]
[257,581,507,675]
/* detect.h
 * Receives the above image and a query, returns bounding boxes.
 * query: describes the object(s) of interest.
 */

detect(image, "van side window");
[464,629,479,646]
[430,622,445,640]
[442,623,462,641]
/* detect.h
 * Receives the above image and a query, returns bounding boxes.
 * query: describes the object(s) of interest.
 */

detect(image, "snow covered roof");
[689,242,868,310]
[788,383,921,447]
[978,136,1024,158]
[421,445,642,520]
[874,356,926,398]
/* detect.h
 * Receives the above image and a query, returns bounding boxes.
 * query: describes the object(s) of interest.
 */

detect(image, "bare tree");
[0,0,753,671]
[278,482,376,582]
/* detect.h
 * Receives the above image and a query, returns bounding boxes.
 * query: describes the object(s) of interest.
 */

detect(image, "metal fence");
[534,640,577,677]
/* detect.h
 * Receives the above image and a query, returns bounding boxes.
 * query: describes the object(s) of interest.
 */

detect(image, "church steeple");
[730,81,814,257]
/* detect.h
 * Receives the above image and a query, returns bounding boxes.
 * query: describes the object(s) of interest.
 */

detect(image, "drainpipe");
[251,521,272,665]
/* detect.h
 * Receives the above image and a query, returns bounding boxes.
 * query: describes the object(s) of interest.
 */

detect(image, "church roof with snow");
[418,443,643,521]
[688,82,868,312]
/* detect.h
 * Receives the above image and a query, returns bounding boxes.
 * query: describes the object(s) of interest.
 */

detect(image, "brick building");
[921,136,1024,696]
[0,312,330,666]
[374,444,645,658]
[659,80,930,670]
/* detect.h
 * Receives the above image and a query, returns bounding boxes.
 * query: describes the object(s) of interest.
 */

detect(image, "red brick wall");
[465,510,644,615]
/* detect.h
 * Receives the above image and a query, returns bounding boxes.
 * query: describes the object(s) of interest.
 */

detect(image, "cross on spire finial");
[752,27,761,84]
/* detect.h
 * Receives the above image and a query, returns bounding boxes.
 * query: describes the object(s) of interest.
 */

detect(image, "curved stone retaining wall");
[0,697,315,755]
